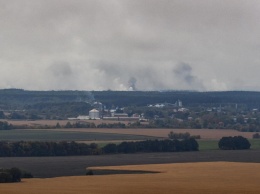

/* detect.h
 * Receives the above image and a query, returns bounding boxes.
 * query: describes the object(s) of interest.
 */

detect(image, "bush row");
[168,131,201,140]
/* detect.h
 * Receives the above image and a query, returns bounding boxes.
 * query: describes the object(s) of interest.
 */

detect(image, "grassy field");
[198,139,260,151]
[1,162,260,194]
[197,140,219,150]
[249,139,260,149]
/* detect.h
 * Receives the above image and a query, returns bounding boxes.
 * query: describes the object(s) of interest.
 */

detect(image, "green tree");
[9,167,22,182]
[102,143,118,154]
[0,111,5,119]
[55,122,61,128]
[218,136,250,150]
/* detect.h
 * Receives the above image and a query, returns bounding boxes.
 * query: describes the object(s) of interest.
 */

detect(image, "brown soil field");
[1,162,260,194]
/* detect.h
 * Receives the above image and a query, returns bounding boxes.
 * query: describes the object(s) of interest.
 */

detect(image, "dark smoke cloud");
[128,77,137,91]
[49,62,73,77]
[174,63,205,90]
[47,62,77,90]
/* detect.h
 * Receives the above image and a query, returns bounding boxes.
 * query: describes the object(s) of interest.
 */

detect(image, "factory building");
[89,109,100,119]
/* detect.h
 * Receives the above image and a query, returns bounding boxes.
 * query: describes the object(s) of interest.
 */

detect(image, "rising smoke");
[1,1,259,91]
[128,77,137,91]
[173,63,205,90]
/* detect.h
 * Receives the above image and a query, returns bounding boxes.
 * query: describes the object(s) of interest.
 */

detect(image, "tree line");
[0,141,100,157]
[0,139,199,157]
[93,90,260,107]
[2,89,260,110]
[103,138,199,154]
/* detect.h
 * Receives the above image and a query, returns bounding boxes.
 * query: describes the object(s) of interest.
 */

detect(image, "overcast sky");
[1,0,260,91]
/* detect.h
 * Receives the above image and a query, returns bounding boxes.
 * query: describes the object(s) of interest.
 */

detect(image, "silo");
[89,109,100,119]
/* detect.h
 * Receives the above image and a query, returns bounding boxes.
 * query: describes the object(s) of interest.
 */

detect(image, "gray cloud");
[0,0,260,91]
[48,62,73,78]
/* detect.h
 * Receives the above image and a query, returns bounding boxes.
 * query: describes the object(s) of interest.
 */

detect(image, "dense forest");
[2,89,260,109]
[94,90,260,108]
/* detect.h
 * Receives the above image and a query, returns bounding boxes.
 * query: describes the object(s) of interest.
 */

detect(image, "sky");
[0,0,260,91]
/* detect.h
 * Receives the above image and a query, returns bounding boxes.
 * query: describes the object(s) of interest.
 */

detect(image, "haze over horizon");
[1,0,260,91]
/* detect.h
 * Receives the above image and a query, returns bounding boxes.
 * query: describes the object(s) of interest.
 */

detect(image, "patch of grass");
[249,139,260,149]
[197,140,219,151]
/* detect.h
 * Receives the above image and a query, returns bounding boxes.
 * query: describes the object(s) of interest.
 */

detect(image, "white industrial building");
[89,109,100,119]
[77,115,89,120]
[176,100,182,107]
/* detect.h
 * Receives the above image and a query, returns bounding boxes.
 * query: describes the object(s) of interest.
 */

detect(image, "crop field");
[2,119,256,140]
[1,162,260,194]
[1,150,260,178]
[1,119,256,140]
[2,128,260,150]
[0,129,156,142]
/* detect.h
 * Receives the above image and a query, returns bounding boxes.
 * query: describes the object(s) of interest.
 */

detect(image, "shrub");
[8,167,22,182]
[168,132,190,139]
[103,143,118,154]
[22,172,34,178]
[253,133,260,139]
[86,170,94,175]
[0,167,23,183]
[0,172,12,183]
[168,132,201,140]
